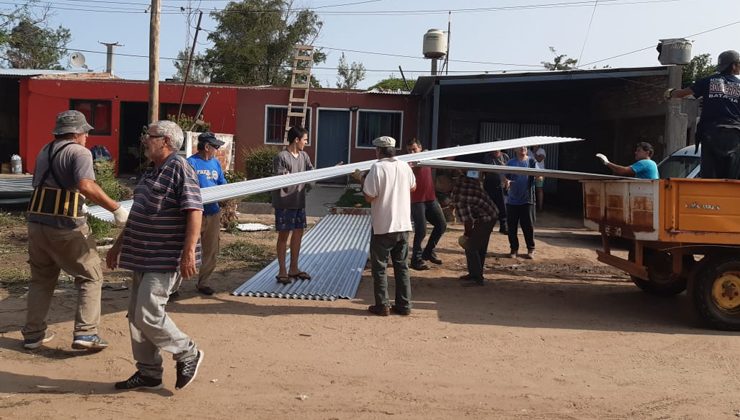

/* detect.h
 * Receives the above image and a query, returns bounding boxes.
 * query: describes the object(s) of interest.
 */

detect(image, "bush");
[335,187,369,208]
[88,160,129,237]
[244,146,280,180]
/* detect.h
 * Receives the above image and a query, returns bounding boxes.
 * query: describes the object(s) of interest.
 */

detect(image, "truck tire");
[628,248,688,296]
[690,256,740,331]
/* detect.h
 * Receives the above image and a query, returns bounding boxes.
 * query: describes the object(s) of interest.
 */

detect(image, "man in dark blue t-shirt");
[667,49,740,179]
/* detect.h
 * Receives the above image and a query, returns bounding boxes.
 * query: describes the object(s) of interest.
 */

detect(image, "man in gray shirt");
[23,110,128,351]
[272,126,314,284]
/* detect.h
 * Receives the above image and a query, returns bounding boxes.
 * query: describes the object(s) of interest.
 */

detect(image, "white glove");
[595,153,610,165]
[81,204,89,215]
[112,206,129,227]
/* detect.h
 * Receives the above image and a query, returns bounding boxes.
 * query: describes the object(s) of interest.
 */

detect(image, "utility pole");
[148,0,161,124]
[177,10,203,118]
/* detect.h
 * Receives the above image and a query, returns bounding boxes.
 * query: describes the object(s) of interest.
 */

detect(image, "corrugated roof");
[411,65,670,95]
[0,69,78,78]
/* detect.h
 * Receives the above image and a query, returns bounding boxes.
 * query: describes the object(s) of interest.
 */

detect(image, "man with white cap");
[362,136,416,316]
[665,50,740,179]
[23,110,128,351]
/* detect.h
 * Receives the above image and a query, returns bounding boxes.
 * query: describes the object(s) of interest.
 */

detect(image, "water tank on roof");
[423,29,447,59]
[657,38,692,65]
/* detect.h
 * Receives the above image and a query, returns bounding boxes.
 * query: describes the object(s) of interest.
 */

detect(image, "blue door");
[316,109,350,169]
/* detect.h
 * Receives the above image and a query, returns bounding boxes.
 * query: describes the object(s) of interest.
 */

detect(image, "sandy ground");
[1,211,740,420]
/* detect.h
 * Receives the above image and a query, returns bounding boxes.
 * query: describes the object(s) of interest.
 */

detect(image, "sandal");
[276,275,292,285]
[288,271,312,280]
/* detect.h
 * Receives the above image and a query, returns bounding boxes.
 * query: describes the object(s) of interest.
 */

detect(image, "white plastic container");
[10,154,22,174]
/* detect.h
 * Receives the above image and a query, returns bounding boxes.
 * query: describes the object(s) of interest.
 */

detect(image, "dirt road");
[1,215,739,419]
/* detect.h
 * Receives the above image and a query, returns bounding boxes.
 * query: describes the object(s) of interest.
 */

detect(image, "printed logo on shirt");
[708,78,740,103]
[196,169,219,180]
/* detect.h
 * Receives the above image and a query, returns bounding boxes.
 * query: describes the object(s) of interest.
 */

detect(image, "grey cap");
[197,131,225,148]
[716,50,739,73]
[53,110,93,135]
[372,136,396,148]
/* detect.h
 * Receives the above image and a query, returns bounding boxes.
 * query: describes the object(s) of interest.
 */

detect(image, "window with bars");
[70,100,112,135]
[265,106,312,145]
[356,110,402,148]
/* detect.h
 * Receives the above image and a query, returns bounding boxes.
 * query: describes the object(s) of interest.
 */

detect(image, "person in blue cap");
[186,132,227,295]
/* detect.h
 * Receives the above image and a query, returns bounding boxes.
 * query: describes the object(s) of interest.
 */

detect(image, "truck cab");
[657,145,700,179]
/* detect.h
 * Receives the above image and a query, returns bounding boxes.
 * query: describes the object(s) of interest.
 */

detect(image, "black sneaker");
[391,306,411,316]
[23,331,55,350]
[115,371,163,391]
[197,286,214,296]
[175,350,204,390]
[422,252,443,265]
[410,261,430,271]
[367,304,390,316]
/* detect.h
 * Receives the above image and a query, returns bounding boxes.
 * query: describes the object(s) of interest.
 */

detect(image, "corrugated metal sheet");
[232,213,371,300]
[0,175,33,203]
[0,69,76,78]
[87,135,583,222]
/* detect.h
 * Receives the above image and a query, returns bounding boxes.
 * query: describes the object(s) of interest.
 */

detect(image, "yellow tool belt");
[27,186,83,218]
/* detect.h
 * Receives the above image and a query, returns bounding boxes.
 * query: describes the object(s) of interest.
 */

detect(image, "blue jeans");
[370,231,412,310]
[410,200,447,263]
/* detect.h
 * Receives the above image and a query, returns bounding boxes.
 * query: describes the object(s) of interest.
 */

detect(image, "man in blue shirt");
[187,132,227,295]
[505,146,536,259]
[596,142,659,180]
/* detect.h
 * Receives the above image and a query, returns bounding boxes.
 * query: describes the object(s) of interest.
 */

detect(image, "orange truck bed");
[583,178,740,245]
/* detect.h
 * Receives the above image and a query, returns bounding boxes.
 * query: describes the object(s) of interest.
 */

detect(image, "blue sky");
[13,0,740,88]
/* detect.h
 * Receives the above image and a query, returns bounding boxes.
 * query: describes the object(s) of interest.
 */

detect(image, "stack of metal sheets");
[0,175,33,204]
[232,213,372,300]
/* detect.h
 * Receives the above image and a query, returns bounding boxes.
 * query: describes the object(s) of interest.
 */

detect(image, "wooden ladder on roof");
[283,45,315,143]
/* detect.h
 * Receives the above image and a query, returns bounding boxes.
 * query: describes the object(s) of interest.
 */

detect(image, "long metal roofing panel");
[417,160,641,181]
[87,136,583,222]
[232,213,371,300]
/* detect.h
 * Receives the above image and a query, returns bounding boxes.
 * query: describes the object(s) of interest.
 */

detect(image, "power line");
[0,0,684,16]
[576,0,599,66]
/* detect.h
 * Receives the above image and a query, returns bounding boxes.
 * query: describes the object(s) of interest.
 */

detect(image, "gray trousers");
[128,271,198,379]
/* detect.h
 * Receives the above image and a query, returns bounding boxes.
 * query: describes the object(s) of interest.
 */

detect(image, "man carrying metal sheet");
[666,50,740,179]
[405,138,447,271]
[363,136,416,316]
[595,142,659,180]
[272,126,314,284]
[23,110,128,351]
[506,146,537,259]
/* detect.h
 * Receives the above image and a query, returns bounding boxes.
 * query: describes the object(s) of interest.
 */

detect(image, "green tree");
[681,53,715,87]
[368,75,416,92]
[335,52,365,89]
[0,3,71,69]
[541,47,577,71]
[172,49,211,83]
[205,0,325,86]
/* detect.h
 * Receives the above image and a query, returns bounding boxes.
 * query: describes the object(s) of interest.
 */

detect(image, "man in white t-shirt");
[362,136,416,316]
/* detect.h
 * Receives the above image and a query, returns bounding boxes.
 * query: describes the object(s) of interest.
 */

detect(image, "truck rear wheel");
[628,248,688,296]
[690,256,740,331]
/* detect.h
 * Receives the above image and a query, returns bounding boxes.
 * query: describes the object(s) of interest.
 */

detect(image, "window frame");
[263,105,312,145]
[69,99,113,136]
[354,109,403,149]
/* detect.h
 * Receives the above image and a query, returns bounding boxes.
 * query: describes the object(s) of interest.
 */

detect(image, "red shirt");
[410,166,437,203]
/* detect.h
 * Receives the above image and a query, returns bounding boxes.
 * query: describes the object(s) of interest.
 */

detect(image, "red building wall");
[20,78,236,173]
[18,77,418,174]
[235,87,418,171]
